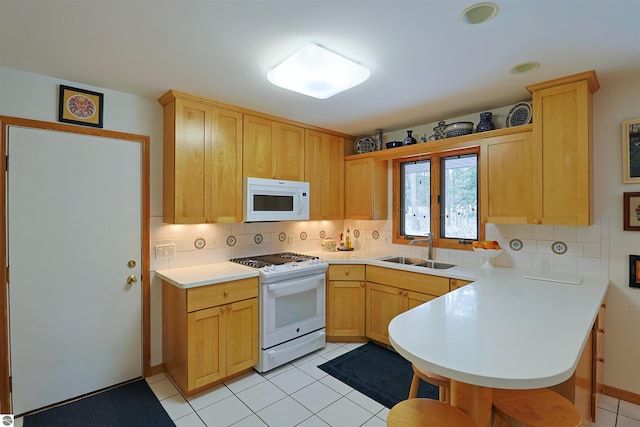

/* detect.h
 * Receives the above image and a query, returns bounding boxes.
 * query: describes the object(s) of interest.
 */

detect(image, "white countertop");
[388,268,609,390]
[156,262,258,289]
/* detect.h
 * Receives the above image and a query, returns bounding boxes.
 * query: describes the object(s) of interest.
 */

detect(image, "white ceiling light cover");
[267,44,370,99]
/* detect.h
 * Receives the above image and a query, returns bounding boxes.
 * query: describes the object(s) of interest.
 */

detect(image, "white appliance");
[243,177,310,222]
[230,253,328,372]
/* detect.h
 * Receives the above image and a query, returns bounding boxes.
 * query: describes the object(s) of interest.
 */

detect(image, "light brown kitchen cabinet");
[480,129,536,224]
[526,70,599,226]
[162,277,259,395]
[305,130,344,220]
[243,114,305,181]
[345,157,388,220]
[159,91,243,224]
[365,266,448,345]
[326,265,365,341]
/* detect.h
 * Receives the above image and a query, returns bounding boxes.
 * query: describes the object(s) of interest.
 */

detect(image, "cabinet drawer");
[366,265,449,296]
[187,277,259,312]
[328,264,365,281]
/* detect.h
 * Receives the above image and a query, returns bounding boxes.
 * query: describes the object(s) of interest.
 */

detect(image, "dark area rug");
[318,342,439,409]
[23,379,175,427]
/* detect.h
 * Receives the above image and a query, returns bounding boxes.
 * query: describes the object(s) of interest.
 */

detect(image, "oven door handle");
[266,275,324,296]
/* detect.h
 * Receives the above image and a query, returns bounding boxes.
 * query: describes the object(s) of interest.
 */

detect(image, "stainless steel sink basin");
[416,260,457,270]
[380,257,457,270]
[380,256,427,265]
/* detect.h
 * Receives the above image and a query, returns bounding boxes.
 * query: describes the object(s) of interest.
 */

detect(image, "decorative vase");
[375,128,383,151]
[476,112,495,133]
[403,130,417,145]
[433,121,447,140]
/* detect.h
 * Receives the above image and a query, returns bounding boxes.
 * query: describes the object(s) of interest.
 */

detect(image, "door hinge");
[5,155,8,171]
[8,376,11,392]
[6,266,9,284]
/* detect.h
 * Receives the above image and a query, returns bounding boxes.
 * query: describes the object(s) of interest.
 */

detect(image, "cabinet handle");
[595,357,604,363]
[597,328,605,334]
[224,290,230,297]
[345,270,350,276]
[533,218,541,224]
[360,282,365,287]
[397,289,403,295]
[601,303,607,309]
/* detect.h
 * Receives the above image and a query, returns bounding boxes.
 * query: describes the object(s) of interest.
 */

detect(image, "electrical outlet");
[538,255,549,272]
[155,243,176,259]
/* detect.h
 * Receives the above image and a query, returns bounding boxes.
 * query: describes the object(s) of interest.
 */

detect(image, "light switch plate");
[155,243,176,259]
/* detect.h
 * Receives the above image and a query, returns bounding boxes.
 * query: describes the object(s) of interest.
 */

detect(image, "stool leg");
[440,386,450,404]
[408,373,420,399]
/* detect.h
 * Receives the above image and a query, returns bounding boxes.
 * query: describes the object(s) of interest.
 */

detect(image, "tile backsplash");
[150,217,610,279]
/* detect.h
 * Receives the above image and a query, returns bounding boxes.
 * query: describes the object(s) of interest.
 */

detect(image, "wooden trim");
[148,363,166,377]
[157,89,356,141]
[0,115,151,413]
[525,70,600,95]
[603,385,640,406]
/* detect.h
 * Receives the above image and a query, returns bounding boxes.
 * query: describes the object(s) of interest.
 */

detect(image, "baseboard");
[147,363,166,377]
[603,384,640,406]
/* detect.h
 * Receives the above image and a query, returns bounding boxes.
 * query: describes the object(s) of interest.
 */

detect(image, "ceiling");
[2,0,639,137]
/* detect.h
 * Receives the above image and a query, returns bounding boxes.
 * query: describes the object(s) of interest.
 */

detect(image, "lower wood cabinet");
[449,278,473,291]
[365,265,449,345]
[326,264,366,341]
[162,277,259,395]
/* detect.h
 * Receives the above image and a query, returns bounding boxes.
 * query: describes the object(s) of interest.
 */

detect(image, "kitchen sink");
[380,256,428,265]
[380,257,457,270]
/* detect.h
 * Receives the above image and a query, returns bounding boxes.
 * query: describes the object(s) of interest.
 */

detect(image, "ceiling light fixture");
[460,2,499,25]
[267,43,370,99]
[510,62,541,74]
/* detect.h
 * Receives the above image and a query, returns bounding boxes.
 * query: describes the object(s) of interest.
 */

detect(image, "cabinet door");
[323,133,345,219]
[404,290,436,311]
[366,282,402,345]
[305,130,324,219]
[480,131,536,224]
[273,121,305,181]
[345,158,387,220]
[210,108,243,223]
[327,280,365,337]
[530,78,594,225]
[167,98,211,223]
[449,278,473,292]
[305,130,345,220]
[226,298,259,375]
[243,115,275,179]
[187,306,225,390]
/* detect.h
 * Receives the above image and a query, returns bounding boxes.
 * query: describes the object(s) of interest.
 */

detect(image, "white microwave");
[243,177,310,222]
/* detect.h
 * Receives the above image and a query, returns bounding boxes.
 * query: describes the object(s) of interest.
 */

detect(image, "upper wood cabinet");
[305,130,344,220]
[527,70,599,226]
[480,129,536,224]
[345,157,388,220]
[159,93,243,224]
[243,115,305,181]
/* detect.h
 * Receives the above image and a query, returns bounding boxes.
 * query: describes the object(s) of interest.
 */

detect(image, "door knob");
[127,275,138,285]
[127,260,137,269]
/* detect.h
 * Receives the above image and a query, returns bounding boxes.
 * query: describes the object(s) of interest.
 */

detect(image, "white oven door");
[261,272,326,349]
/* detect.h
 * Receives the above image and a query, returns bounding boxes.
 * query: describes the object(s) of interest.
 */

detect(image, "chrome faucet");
[409,232,433,261]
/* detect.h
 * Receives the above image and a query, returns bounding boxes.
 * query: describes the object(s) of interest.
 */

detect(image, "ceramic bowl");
[444,121,474,138]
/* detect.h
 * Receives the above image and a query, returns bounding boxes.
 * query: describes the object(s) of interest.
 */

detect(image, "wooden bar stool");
[492,388,581,427]
[388,398,477,427]
[409,364,451,403]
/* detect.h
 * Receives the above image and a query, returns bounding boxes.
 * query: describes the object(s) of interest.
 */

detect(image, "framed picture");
[58,85,104,128]
[622,118,640,183]
[623,192,640,231]
[629,255,640,288]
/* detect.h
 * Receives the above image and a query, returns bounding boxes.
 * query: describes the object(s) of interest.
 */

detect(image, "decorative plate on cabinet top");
[506,102,532,127]
[354,136,375,154]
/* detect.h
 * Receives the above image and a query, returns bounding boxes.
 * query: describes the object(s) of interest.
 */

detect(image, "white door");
[7,126,142,415]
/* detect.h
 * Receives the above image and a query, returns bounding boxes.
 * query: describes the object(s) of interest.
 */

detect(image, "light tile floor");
[14,341,640,427]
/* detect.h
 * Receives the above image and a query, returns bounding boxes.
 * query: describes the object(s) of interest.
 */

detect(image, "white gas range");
[230,252,328,372]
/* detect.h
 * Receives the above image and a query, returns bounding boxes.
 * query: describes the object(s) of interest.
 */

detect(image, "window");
[393,148,481,249]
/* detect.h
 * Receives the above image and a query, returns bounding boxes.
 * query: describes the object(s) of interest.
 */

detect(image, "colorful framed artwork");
[629,255,640,288]
[622,118,640,183]
[623,192,640,231]
[58,85,104,128]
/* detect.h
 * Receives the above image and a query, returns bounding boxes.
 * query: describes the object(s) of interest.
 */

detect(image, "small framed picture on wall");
[622,118,640,183]
[623,192,640,231]
[58,85,104,128]
[629,255,640,288]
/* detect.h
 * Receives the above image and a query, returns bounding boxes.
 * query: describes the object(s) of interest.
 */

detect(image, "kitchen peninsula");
[388,267,608,427]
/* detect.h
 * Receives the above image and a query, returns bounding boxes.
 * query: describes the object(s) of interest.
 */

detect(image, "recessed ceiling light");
[267,44,370,99]
[460,2,499,25]
[510,62,541,74]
